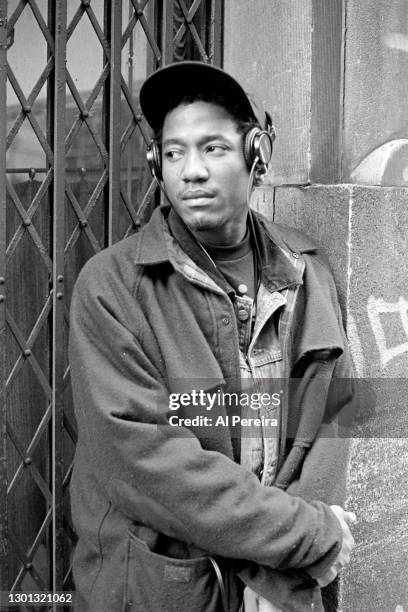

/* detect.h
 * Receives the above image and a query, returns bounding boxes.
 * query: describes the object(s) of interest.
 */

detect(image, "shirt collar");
[167,207,234,296]
[133,205,317,292]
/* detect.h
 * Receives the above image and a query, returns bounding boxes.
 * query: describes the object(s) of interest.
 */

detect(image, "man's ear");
[253,167,267,186]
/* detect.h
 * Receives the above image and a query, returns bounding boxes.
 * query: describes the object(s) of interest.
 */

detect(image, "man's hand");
[314,505,356,588]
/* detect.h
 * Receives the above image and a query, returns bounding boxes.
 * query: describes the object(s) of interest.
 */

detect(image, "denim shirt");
[237,254,304,612]
[238,248,304,482]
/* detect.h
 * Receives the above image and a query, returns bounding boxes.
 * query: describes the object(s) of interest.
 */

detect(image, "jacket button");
[237,308,249,321]
[222,317,230,325]
[292,252,300,259]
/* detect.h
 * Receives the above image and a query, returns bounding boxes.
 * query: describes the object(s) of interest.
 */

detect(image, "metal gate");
[0,0,223,604]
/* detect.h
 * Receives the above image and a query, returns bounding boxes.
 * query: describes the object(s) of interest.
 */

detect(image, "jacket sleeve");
[68,259,342,576]
[282,273,362,507]
[283,349,354,506]
[275,249,359,506]
[236,331,357,609]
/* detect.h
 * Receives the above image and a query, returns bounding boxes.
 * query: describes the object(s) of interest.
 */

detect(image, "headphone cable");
[247,156,263,301]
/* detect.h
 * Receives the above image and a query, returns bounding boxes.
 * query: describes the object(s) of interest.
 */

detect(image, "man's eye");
[205,144,228,156]
[164,150,183,161]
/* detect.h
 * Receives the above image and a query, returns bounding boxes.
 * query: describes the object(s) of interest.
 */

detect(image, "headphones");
[146,112,276,182]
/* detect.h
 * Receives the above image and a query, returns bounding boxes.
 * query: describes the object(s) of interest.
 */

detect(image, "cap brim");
[139,61,256,132]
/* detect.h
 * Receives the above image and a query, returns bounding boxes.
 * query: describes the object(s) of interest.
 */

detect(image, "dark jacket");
[69,207,354,612]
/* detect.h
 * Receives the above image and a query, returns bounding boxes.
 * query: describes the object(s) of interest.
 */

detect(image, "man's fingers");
[312,506,357,588]
[330,505,357,528]
[316,567,337,588]
[344,511,357,525]
[316,551,352,588]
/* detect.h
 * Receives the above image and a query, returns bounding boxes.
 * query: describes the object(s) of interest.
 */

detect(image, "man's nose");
[181,150,209,182]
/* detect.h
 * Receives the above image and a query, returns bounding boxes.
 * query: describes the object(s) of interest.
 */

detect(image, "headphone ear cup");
[146,140,162,181]
[244,127,274,170]
[243,127,260,168]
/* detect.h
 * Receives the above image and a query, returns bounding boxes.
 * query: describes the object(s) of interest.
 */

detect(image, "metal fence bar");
[108,0,122,246]
[51,0,67,596]
[211,0,223,65]
[1,0,224,595]
[0,0,8,591]
[162,0,174,65]
[126,0,134,204]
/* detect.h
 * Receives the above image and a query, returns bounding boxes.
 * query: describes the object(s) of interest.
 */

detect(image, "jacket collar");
[133,205,317,292]
[132,205,170,265]
[251,212,306,292]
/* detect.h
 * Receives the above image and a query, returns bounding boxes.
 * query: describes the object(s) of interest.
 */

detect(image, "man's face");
[161,101,250,245]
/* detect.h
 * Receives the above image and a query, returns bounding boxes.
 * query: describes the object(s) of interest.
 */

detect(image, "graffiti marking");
[347,312,365,377]
[367,296,408,368]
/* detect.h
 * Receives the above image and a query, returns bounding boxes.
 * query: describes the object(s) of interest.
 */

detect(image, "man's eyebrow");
[161,137,184,147]
[162,133,235,147]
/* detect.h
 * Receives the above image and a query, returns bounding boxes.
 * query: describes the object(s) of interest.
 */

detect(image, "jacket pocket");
[123,531,223,612]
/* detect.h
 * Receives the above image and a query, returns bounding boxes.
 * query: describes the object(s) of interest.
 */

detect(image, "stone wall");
[225,2,408,610]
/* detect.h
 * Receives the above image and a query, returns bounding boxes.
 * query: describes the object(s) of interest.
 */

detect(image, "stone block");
[224,1,343,185]
[224,0,313,185]
[254,183,408,609]
[347,186,408,378]
[253,184,352,313]
[343,0,408,183]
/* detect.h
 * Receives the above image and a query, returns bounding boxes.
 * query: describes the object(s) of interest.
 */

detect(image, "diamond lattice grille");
[5,0,55,593]
[1,0,223,595]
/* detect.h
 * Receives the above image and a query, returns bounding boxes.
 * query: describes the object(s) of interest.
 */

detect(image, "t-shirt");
[202,229,256,300]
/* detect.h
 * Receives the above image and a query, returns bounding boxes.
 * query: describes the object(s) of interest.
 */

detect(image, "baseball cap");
[139,61,269,133]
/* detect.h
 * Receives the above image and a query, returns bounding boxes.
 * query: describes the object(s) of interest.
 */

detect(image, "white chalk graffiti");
[347,312,366,376]
[367,296,408,368]
[347,296,408,373]
[383,31,408,53]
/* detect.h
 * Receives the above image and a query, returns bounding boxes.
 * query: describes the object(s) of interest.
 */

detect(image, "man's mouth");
[181,190,215,201]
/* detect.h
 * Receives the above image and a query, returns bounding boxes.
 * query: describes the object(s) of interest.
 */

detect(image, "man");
[69,61,356,612]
